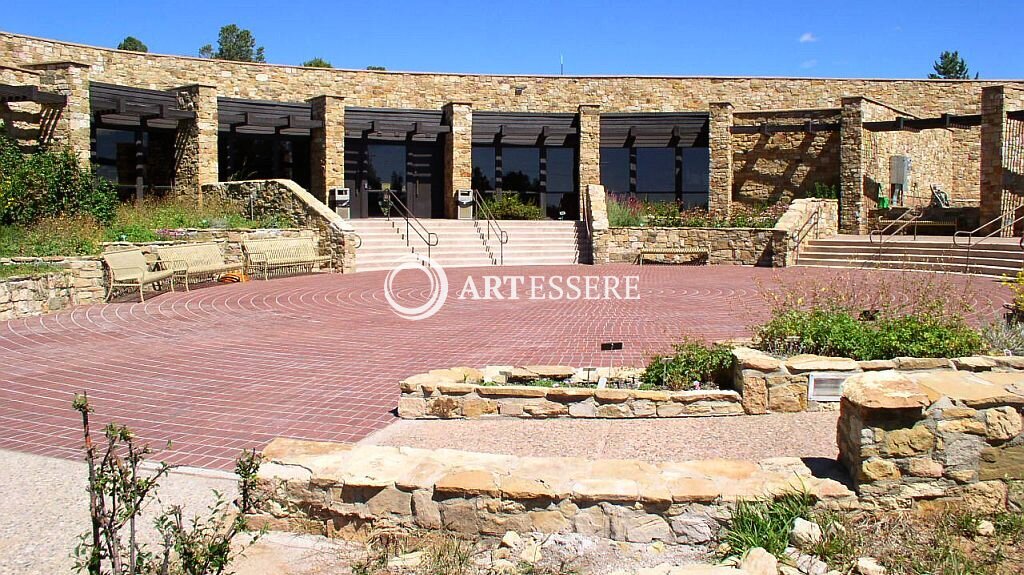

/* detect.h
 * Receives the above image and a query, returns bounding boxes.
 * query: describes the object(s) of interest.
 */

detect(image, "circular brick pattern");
[0,265,1008,469]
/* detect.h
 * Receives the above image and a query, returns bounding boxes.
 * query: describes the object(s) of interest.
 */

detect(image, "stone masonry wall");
[838,369,1024,512]
[102,227,318,266]
[732,109,841,205]
[397,365,743,420]
[2,32,1014,117]
[201,179,358,273]
[771,198,839,266]
[0,258,104,320]
[601,227,781,266]
[251,438,854,543]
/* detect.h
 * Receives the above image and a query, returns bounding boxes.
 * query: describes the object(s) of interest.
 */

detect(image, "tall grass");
[724,491,815,558]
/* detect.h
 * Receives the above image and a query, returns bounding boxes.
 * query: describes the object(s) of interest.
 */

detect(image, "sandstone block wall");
[771,198,839,265]
[838,369,1024,511]
[397,365,743,420]
[601,227,782,266]
[201,179,358,272]
[0,258,104,320]
[732,109,841,205]
[251,438,854,543]
[103,227,319,267]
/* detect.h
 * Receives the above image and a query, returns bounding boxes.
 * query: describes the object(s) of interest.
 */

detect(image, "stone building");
[2,30,1024,234]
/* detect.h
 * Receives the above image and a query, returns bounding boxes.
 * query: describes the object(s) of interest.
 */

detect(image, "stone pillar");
[980,86,1009,229]
[840,97,866,234]
[31,62,91,166]
[174,84,219,198]
[308,95,346,204]
[708,103,734,220]
[586,184,610,264]
[577,104,601,221]
[443,102,473,218]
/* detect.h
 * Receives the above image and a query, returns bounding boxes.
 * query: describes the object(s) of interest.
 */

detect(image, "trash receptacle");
[878,196,891,209]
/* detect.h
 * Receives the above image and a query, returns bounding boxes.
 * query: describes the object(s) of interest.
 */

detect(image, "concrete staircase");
[349,219,584,272]
[796,235,1024,277]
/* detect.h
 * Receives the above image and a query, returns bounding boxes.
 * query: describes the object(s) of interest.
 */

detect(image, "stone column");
[839,97,866,234]
[577,104,601,220]
[308,95,346,204]
[31,61,91,166]
[980,86,1011,229]
[443,102,473,218]
[174,84,219,198]
[708,103,734,220]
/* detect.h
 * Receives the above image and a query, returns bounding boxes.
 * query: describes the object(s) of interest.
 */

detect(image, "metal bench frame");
[157,242,244,291]
[636,246,710,266]
[102,248,175,302]
[242,237,334,280]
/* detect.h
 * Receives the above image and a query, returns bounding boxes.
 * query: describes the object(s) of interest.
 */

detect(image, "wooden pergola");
[0,84,67,105]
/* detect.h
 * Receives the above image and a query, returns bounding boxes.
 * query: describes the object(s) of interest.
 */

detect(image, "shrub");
[642,338,733,390]
[607,194,644,227]
[981,320,1024,355]
[482,193,545,220]
[0,215,103,257]
[757,308,985,360]
[0,134,117,225]
[808,181,839,200]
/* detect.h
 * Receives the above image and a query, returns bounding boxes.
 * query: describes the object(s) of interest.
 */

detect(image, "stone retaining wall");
[397,365,743,420]
[102,227,319,265]
[251,438,854,543]
[201,179,358,273]
[600,227,782,266]
[837,369,1024,511]
[0,258,104,320]
[733,347,1024,416]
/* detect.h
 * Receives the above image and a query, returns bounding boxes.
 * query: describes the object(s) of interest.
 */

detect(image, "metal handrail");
[383,190,438,260]
[868,207,923,245]
[471,189,509,266]
[954,210,1023,247]
[960,212,1024,272]
[789,204,821,264]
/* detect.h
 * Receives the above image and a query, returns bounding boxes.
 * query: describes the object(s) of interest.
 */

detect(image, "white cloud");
[799,32,818,43]
[800,59,818,69]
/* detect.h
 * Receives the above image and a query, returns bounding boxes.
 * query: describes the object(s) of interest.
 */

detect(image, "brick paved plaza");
[0,265,1009,469]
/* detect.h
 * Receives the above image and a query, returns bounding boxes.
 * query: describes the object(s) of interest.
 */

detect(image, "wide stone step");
[251,438,854,541]
[796,258,1020,277]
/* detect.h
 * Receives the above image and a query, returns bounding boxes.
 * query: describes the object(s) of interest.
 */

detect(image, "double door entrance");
[345,140,444,219]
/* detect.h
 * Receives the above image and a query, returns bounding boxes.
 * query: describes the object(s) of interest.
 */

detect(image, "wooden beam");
[730,122,840,135]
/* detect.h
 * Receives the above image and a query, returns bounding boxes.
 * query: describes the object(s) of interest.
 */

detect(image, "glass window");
[501,147,541,192]
[366,143,405,192]
[636,147,675,193]
[546,147,575,192]
[471,146,495,191]
[600,147,630,195]
[682,147,710,193]
[93,128,138,184]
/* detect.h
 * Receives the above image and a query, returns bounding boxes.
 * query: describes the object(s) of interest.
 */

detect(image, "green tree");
[302,57,332,68]
[199,24,266,63]
[928,50,972,79]
[366,65,386,71]
[116,36,148,52]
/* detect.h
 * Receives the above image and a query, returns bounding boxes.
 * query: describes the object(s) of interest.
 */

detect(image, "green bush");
[641,338,733,390]
[607,195,644,227]
[808,181,839,200]
[757,308,985,360]
[0,134,117,225]
[482,193,545,220]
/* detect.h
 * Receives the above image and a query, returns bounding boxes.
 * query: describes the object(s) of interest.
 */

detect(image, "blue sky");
[3,0,1021,78]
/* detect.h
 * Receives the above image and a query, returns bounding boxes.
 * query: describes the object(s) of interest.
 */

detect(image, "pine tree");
[199,25,266,63]
[116,36,148,52]
[302,57,332,68]
[928,50,971,79]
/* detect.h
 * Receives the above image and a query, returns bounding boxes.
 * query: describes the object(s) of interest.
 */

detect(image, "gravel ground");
[361,412,841,462]
[0,448,237,575]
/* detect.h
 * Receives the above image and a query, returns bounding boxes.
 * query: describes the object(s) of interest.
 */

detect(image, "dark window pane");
[682,147,710,193]
[636,147,675,193]
[472,146,495,191]
[600,147,630,194]
[502,146,540,192]
[367,143,405,192]
[546,147,575,193]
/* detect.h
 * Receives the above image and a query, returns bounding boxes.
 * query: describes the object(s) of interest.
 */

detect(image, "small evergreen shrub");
[482,193,545,220]
[642,338,733,390]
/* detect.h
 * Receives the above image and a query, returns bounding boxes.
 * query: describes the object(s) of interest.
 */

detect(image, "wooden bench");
[636,245,710,266]
[876,218,958,234]
[157,242,243,291]
[242,237,333,280]
[102,248,175,302]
